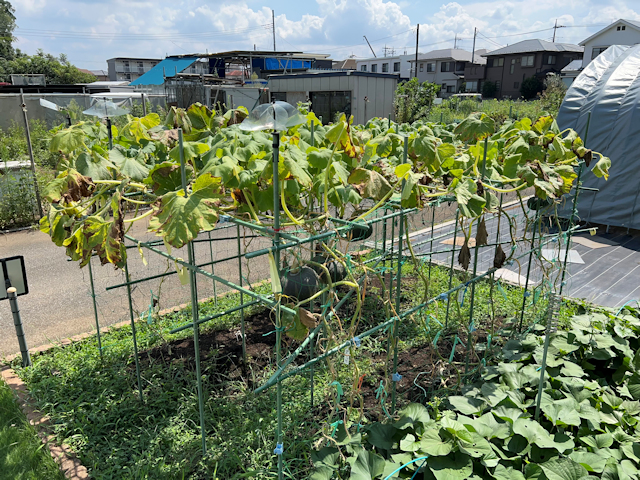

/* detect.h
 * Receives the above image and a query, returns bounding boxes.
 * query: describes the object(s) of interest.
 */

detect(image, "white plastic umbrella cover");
[239,101,305,132]
[83,97,131,118]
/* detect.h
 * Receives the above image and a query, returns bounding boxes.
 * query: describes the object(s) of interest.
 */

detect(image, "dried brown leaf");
[458,239,471,270]
[475,217,488,246]
[493,244,506,269]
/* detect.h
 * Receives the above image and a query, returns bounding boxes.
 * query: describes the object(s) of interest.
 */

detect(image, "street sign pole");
[7,287,31,367]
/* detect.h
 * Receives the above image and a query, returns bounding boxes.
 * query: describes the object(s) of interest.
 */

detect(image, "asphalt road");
[0,220,271,357]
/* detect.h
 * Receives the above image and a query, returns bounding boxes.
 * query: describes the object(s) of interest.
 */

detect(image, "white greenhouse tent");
[557,44,640,229]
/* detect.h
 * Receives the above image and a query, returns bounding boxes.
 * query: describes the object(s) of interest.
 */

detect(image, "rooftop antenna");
[363,36,377,57]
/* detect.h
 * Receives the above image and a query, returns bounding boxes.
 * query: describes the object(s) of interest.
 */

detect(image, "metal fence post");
[7,287,31,367]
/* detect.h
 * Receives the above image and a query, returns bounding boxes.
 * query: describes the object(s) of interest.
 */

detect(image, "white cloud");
[8,0,640,68]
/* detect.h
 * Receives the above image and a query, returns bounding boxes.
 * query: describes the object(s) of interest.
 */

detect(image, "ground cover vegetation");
[11,100,611,478]
[0,378,65,480]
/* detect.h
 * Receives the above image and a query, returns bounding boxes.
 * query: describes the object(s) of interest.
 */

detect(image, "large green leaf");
[50,125,84,153]
[110,146,150,181]
[492,464,526,480]
[75,151,113,181]
[148,173,223,248]
[146,162,192,195]
[539,457,589,480]
[428,452,473,480]
[447,396,486,415]
[349,449,385,480]
[365,423,397,451]
[569,451,607,473]
[348,168,392,200]
[169,141,211,162]
[592,155,611,180]
[512,418,574,452]
[419,429,452,456]
[394,403,431,430]
[454,113,495,142]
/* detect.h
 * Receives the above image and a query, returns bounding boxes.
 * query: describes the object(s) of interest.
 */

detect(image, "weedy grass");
[12,262,581,479]
[0,378,65,480]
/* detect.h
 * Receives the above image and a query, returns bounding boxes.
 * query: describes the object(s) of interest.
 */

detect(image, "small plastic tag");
[343,348,350,365]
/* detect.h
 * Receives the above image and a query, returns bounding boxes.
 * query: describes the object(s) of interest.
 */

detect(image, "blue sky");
[10,0,640,70]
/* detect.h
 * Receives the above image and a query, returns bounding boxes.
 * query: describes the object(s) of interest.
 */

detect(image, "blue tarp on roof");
[129,56,199,86]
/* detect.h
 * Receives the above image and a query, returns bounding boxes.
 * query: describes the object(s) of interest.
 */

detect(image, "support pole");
[7,287,31,367]
[19,89,43,218]
[471,27,477,64]
[272,10,276,52]
[414,24,419,78]
[237,224,246,364]
[179,129,207,455]
[207,231,218,306]
[445,210,460,327]
[124,259,143,401]
[88,257,103,360]
[272,131,284,480]
[106,117,113,150]
[518,211,539,332]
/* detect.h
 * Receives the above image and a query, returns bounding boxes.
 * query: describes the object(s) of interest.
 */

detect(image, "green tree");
[0,49,95,84]
[0,0,16,60]
[482,81,497,98]
[394,78,440,124]
[520,76,543,100]
[540,73,568,113]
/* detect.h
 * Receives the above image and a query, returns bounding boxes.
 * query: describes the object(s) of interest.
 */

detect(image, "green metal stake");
[518,211,539,332]
[388,113,391,130]
[389,211,396,295]
[465,138,488,377]
[237,224,246,364]
[207,231,218,306]
[87,257,103,360]
[272,131,284,480]
[178,128,207,455]
[124,258,143,402]
[310,120,315,148]
[559,164,584,297]
[535,293,559,420]
[391,138,408,413]
[445,210,460,327]
[427,206,436,299]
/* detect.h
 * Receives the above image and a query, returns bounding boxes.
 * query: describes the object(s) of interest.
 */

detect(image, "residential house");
[580,19,640,68]
[463,49,487,93]
[356,54,414,80]
[408,49,481,97]
[90,70,109,81]
[107,57,163,82]
[482,40,583,99]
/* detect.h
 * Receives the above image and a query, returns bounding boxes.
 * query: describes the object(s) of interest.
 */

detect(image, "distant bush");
[482,81,498,98]
[540,73,568,112]
[0,169,39,229]
[394,78,440,124]
[520,76,544,100]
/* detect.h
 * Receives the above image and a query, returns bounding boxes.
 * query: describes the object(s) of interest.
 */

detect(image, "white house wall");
[414,59,462,95]
[355,54,413,78]
[582,26,640,68]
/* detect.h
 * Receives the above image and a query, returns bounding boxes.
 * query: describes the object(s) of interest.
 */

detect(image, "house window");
[591,46,609,59]
[446,85,455,93]
[382,63,389,72]
[419,63,424,72]
[510,58,515,74]
[546,55,556,65]
[514,81,520,88]
[441,61,452,72]
[496,80,501,91]
[617,25,626,31]
[441,83,447,92]
[496,58,504,67]
[371,64,378,72]
[393,62,400,72]
[361,64,367,72]
[427,63,434,72]
[466,81,478,92]
[455,62,465,71]
[522,55,535,67]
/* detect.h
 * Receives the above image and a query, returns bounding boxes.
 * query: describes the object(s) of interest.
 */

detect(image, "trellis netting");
[557,44,640,228]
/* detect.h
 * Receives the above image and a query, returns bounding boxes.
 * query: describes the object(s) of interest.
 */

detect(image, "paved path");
[0,221,271,357]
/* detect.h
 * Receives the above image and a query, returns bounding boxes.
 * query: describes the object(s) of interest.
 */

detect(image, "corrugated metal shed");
[130,57,199,86]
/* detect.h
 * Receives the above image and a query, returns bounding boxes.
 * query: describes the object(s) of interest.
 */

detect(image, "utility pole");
[272,10,276,51]
[471,27,477,63]
[414,24,419,78]
[364,36,377,57]
[454,34,457,49]
[553,19,557,42]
